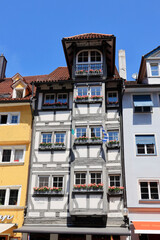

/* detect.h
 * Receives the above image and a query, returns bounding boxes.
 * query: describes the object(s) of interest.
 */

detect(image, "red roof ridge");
[63,33,113,40]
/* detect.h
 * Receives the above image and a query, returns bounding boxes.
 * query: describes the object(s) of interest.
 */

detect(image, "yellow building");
[0,65,46,240]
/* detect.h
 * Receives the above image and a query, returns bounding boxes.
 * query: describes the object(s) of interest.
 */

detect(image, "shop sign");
[0,215,14,222]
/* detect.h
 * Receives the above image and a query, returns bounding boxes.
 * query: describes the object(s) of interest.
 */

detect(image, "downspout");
[120,79,127,207]
[24,82,35,218]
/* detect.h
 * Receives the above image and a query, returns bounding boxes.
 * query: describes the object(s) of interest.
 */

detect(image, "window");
[2,150,11,162]
[0,190,6,205]
[109,175,121,187]
[107,92,118,103]
[57,94,67,104]
[140,181,159,200]
[75,173,86,184]
[39,176,49,187]
[90,173,101,184]
[77,87,88,96]
[151,63,159,76]
[76,128,86,138]
[55,133,65,144]
[53,176,63,188]
[0,115,8,124]
[14,150,24,162]
[108,131,119,141]
[91,127,101,138]
[133,95,153,113]
[9,190,18,205]
[91,86,101,96]
[42,133,52,143]
[44,94,55,104]
[0,187,20,206]
[0,146,25,163]
[0,113,20,125]
[76,50,102,73]
[136,135,156,155]
[16,90,23,98]
[11,115,18,124]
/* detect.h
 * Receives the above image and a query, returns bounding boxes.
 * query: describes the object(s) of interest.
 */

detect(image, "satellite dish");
[132,73,138,80]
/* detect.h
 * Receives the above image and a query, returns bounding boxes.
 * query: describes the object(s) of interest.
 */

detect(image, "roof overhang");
[62,35,116,78]
[14,226,130,236]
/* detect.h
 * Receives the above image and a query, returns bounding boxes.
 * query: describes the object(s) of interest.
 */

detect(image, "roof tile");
[63,33,113,40]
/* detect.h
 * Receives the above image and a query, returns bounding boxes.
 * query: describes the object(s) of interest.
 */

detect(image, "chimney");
[0,54,7,79]
[118,50,127,80]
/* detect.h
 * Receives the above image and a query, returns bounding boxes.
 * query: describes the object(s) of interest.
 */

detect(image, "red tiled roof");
[63,33,113,40]
[0,74,47,101]
[36,67,70,83]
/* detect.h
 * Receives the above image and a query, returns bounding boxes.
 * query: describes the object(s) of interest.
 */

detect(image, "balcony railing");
[75,64,103,76]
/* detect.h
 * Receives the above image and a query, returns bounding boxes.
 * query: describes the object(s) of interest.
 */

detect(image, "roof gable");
[144,46,160,58]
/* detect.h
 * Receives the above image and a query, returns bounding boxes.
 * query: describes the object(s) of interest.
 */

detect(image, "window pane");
[9,190,18,205]
[108,92,118,102]
[91,173,101,184]
[44,95,55,104]
[14,150,23,162]
[137,144,145,154]
[11,115,18,124]
[110,176,120,187]
[0,115,8,124]
[78,87,88,96]
[140,182,149,199]
[75,173,86,184]
[91,87,101,96]
[90,51,101,62]
[91,127,101,138]
[55,133,65,143]
[39,176,49,187]
[16,90,23,98]
[78,52,88,63]
[151,64,159,76]
[0,190,6,205]
[42,133,52,143]
[146,144,154,154]
[57,94,67,104]
[77,128,86,137]
[108,132,119,141]
[2,150,11,162]
[150,182,159,199]
[53,176,63,188]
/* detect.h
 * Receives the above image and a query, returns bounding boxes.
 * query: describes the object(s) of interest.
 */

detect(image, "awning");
[133,95,153,107]
[133,221,160,234]
[14,226,130,236]
[0,224,15,234]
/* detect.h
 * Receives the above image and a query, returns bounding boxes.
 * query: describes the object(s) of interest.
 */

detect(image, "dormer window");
[150,63,159,76]
[76,50,103,75]
[16,89,24,98]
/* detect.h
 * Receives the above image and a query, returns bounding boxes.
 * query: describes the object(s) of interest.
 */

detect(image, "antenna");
[132,73,138,80]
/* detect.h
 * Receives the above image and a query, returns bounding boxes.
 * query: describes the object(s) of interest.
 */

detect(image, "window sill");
[136,154,156,156]
[0,206,25,209]
[33,191,64,197]
[139,200,160,204]
[0,162,24,166]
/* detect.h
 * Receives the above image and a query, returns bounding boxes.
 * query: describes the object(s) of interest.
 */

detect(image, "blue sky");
[0,0,160,80]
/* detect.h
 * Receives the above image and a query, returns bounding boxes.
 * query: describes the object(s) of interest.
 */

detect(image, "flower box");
[33,187,63,196]
[108,186,124,195]
[107,141,119,148]
[89,69,102,74]
[73,183,103,191]
[39,143,52,150]
[75,70,88,75]
[107,101,119,107]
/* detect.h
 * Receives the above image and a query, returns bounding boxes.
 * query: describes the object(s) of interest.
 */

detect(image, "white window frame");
[108,131,119,141]
[90,86,102,96]
[44,94,55,104]
[74,172,86,185]
[139,180,160,200]
[90,172,102,184]
[52,176,64,188]
[150,63,159,77]
[109,175,121,187]
[0,146,25,163]
[0,185,21,206]
[76,127,87,138]
[90,126,102,138]
[135,135,156,156]
[107,91,118,103]
[13,88,26,99]
[41,132,52,143]
[57,93,68,104]
[0,112,20,125]
[38,176,49,187]
[55,132,66,144]
[76,50,103,65]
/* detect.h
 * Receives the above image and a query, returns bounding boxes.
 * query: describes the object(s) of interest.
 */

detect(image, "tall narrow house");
[123,46,160,240]
[17,33,130,240]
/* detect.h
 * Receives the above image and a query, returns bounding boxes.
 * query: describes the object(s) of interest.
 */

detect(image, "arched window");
[76,50,103,75]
